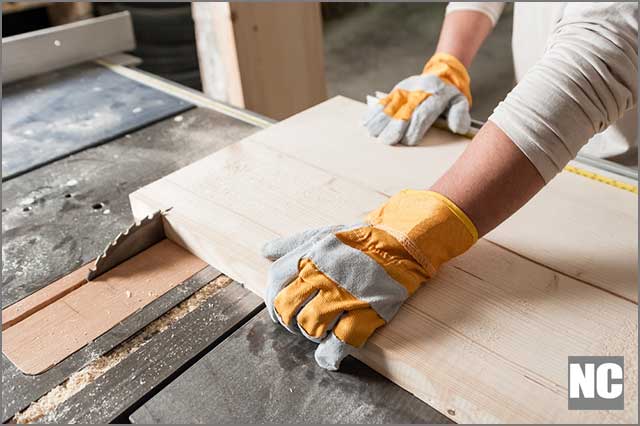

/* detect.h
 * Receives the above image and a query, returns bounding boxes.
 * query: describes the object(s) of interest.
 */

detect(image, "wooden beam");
[192,2,327,120]
[130,96,638,423]
[2,11,135,84]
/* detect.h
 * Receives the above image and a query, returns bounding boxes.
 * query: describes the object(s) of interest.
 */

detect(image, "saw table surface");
[1,66,448,423]
[2,61,193,180]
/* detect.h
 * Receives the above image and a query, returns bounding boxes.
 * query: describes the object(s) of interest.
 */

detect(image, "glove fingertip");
[448,113,471,135]
[365,95,379,107]
[449,120,471,135]
[261,240,282,260]
[366,112,392,138]
[314,333,353,371]
[446,95,471,135]
[401,133,421,146]
[379,119,409,146]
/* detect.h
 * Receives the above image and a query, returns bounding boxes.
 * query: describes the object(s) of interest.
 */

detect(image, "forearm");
[435,10,495,68]
[489,2,637,182]
[433,3,637,238]
[430,121,545,237]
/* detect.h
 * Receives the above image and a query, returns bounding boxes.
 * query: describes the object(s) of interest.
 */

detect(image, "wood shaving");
[13,275,232,423]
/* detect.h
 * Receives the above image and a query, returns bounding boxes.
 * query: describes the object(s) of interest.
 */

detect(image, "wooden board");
[2,12,134,84]
[130,311,451,424]
[192,2,327,120]
[130,96,638,423]
[2,240,207,375]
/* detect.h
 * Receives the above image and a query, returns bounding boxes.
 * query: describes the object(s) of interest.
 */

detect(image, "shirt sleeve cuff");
[487,113,562,184]
[445,2,505,27]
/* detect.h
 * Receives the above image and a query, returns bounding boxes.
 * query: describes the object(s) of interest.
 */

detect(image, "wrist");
[366,190,478,275]
[423,52,472,105]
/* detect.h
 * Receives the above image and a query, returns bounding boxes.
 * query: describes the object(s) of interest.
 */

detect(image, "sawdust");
[13,275,233,423]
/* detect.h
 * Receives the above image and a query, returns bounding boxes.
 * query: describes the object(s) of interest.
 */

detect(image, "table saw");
[1,14,453,424]
[3,13,637,425]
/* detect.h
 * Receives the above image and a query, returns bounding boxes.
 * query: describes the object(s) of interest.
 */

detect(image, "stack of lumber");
[130,96,638,423]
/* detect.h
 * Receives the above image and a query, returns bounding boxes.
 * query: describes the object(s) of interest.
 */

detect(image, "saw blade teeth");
[89,210,166,279]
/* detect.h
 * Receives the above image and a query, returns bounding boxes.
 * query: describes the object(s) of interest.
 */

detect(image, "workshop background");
[2,1,514,121]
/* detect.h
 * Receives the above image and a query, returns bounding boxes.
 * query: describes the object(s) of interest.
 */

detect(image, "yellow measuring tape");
[563,165,638,194]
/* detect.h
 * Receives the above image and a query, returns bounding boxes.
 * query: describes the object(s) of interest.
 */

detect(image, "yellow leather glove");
[262,190,478,370]
[364,53,472,145]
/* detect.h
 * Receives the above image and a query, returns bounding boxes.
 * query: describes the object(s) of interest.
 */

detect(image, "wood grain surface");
[193,2,327,120]
[2,263,92,331]
[130,96,638,423]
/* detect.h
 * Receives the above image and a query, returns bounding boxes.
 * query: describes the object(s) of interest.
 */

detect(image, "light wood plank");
[2,240,206,375]
[192,2,245,107]
[129,97,638,423]
[192,2,327,120]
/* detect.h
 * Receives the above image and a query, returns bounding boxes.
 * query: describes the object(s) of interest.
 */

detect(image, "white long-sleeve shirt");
[446,2,638,182]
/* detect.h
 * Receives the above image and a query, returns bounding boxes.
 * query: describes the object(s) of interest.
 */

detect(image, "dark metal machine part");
[2,88,447,422]
[2,107,255,421]
[1,62,193,180]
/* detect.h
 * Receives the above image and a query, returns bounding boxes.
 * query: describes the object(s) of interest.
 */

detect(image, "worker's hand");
[363,53,472,145]
[262,190,478,370]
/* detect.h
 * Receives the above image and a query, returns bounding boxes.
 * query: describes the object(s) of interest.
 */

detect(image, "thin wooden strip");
[2,240,207,375]
[96,59,274,129]
[2,263,92,331]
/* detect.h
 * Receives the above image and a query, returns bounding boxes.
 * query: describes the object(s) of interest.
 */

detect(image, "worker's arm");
[489,2,638,182]
[431,122,544,237]
[435,4,503,68]
[363,2,504,144]
[265,2,637,371]
[433,2,637,234]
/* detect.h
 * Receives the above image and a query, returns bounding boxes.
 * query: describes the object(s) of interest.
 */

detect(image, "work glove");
[363,52,472,145]
[262,190,478,370]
